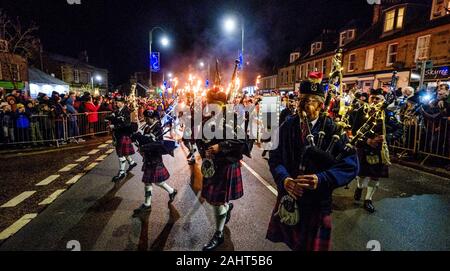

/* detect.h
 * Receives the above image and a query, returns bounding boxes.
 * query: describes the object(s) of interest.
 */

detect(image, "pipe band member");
[109,96,137,182]
[267,72,360,251]
[131,109,177,216]
[197,87,246,251]
[353,88,402,213]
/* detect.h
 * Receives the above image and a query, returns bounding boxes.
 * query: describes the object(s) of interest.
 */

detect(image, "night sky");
[2,0,373,86]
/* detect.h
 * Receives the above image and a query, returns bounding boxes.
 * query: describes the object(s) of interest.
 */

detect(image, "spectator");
[15,103,31,144]
[1,102,15,144]
[40,102,56,145]
[54,95,67,144]
[65,91,85,143]
[84,95,102,136]
[26,100,43,146]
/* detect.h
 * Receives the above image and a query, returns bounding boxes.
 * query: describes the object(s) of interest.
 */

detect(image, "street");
[0,139,449,251]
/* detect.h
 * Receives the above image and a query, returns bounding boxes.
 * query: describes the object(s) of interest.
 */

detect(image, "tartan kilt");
[266,204,332,251]
[201,162,244,205]
[142,162,170,184]
[116,136,135,157]
[357,148,389,179]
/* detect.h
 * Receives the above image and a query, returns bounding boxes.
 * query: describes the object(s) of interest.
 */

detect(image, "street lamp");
[91,74,102,90]
[149,27,170,89]
[222,14,245,82]
[222,15,244,61]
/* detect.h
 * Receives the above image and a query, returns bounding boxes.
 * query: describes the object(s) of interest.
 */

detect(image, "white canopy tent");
[28,67,70,98]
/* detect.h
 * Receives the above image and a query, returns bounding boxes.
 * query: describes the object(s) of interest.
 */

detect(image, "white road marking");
[39,189,66,205]
[98,144,108,149]
[88,149,100,155]
[0,214,38,240]
[105,149,115,154]
[76,156,90,162]
[36,175,60,186]
[66,173,85,185]
[1,191,37,208]
[241,162,278,196]
[84,162,99,171]
[96,155,108,161]
[58,164,78,172]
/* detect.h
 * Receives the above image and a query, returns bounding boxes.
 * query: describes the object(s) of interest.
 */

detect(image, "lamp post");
[149,26,170,90]
[91,74,102,89]
[223,15,245,83]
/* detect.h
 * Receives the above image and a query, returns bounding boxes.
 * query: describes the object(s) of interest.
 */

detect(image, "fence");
[0,111,112,147]
[390,117,450,163]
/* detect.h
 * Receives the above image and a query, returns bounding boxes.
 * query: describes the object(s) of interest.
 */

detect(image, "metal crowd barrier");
[0,111,112,147]
[390,117,450,163]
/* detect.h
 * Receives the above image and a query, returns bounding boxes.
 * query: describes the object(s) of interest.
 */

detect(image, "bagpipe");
[197,58,251,178]
[131,122,177,158]
[298,50,347,177]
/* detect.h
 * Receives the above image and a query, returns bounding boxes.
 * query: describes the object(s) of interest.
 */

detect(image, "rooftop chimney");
[78,50,89,63]
[372,4,382,25]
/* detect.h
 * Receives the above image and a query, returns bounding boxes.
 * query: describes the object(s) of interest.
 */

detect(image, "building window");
[415,35,431,62]
[311,42,322,55]
[348,54,356,72]
[339,29,356,47]
[431,0,450,20]
[306,63,311,77]
[387,43,398,66]
[322,59,327,75]
[384,7,405,33]
[10,64,20,81]
[365,48,375,70]
[299,65,303,79]
[74,69,80,83]
[291,69,295,83]
[314,61,320,72]
[290,52,300,63]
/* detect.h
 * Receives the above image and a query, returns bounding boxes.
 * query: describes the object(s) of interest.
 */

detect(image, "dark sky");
[2,0,373,86]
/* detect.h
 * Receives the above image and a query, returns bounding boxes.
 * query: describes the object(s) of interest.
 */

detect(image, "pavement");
[0,139,449,251]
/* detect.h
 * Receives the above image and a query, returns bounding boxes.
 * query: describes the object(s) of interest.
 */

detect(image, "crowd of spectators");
[0,88,115,147]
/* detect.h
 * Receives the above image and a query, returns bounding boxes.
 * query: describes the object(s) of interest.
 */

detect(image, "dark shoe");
[202,231,224,251]
[225,203,234,224]
[112,172,126,183]
[169,190,178,203]
[354,188,363,201]
[133,204,151,217]
[127,162,138,173]
[364,200,376,213]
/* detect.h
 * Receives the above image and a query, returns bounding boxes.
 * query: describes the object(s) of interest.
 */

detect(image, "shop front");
[410,65,449,91]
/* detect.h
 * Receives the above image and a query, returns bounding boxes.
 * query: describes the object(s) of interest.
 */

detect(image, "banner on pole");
[151,52,161,72]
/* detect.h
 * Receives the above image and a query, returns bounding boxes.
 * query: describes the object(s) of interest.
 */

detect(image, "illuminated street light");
[224,17,237,33]
[161,36,170,47]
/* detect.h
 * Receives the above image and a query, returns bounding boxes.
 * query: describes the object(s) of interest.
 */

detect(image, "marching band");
[102,51,448,251]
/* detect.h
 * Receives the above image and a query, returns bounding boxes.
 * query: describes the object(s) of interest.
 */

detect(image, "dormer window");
[384,7,405,33]
[339,29,356,47]
[431,0,450,20]
[290,52,300,63]
[311,42,322,55]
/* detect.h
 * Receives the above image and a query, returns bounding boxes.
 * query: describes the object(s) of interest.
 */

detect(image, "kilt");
[116,136,135,157]
[201,162,244,205]
[357,148,389,178]
[142,162,170,184]
[266,205,332,251]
